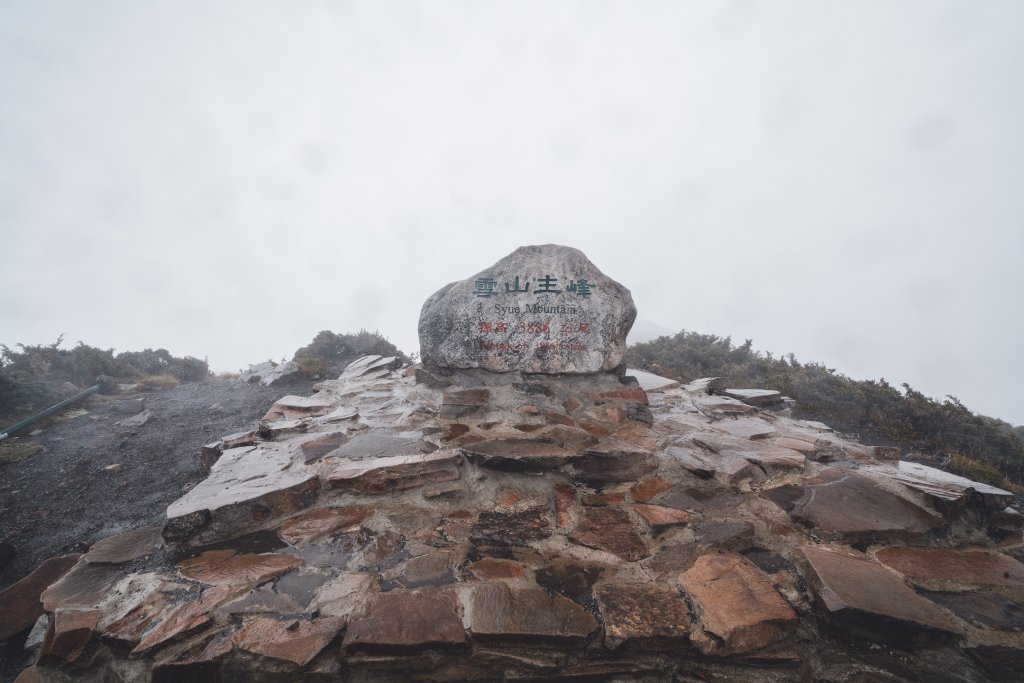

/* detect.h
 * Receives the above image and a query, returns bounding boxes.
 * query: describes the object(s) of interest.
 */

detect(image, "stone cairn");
[3,244,1023,682]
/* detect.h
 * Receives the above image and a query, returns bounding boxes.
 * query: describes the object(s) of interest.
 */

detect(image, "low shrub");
[133,374,180,391]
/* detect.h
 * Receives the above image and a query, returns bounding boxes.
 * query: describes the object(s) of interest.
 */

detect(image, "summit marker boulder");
[418,245,636,373]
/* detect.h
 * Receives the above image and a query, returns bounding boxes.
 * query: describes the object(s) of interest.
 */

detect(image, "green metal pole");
[0,384,100,441]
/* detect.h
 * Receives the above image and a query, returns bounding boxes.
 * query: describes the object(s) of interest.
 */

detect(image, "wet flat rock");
[39,607,101,665]
[668,444,758,483]
[279,506,373,546]
[797,545,963,648]
[164,444,321,543]
[232,615,344,666]
[465,558,527,580]
[708,417,778,440]
[261,394,336,422]
[470,507,551,546]
[569,506,647,561]
[679,553,797,655]
[868,460,1014,510]
[633,504,690,534]
[694,433,806,471]
[328,432,427,460]
[569,441,659,484]
[342,588,466,653]
[469,582,598,646]
[131,584,239,655]
[326,451,461,494]
[85,526,162,564]
[789,472,944,538]
[0,554,80,641]
[40,560,122,611]
[873,547,1024,593]
[921,590,1024,631]
[178,550,302,586]
[595,583,691,650]
[720,389,783,407]
[461,438,580,470]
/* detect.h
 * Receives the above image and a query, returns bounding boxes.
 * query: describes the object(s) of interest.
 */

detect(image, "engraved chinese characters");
[418,245,636,373]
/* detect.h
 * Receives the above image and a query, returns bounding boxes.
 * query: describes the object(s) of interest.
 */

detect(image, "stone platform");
[6,355,1024,682]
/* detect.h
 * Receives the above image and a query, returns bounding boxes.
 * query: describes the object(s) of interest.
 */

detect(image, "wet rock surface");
[2,351,1022,682]
[418,244,637,373]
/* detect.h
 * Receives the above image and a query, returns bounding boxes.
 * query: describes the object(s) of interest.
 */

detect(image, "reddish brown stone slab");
[85,526,162,564]
[12,666,44,683]
[442,423,471,442]
[327,451,461,494]
[668,445,758,483]
[679,552,797,655]
[132,585,238,655]
[569,506,647,561]
[222,430,262,449]
[151,628,234,680]
[466,558,527,580]
[470,507,551,547]
[514,422,542,432]
[773,437,819,456]
[384,551,455,589]
[544,410,577,427]
[967,643,1024,680]
[469,582,598,646]
[461,438,580,471]
[178,550,302,586]
[797,545,963,648]
[792,473,944,538]
[39,608,101,665]
[595,584,691,650]
[633,504,690,533]
[582,491,626,506]
[570,441,658,485]
[874,547,1024,592]
[443,387,490,405]
[436,510,474,544]
[657,487,744,513]
[279,506,373,546]
[342,589,466,653]
[496,489,522,507]
[40,560,121,611]
[630,477,672,503]
[101,581,183,646]
[598,387,649,404]
[920,590,1024,631]
[298,431,348,462]
[0,554,79,641]
[691,519,755,549]
[163,444,321,544]
[232,616,344,666]
[553,483,576,528]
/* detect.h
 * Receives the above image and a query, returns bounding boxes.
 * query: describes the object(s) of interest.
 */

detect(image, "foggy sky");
[2,1,1023,424]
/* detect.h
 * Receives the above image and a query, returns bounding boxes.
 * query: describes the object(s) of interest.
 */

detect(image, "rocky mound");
[2,245,1022,682]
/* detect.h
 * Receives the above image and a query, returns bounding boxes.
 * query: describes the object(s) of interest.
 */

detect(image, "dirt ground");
[0,375,315,679]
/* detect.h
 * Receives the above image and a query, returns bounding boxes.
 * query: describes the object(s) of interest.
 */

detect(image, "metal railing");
[0,384,100,441]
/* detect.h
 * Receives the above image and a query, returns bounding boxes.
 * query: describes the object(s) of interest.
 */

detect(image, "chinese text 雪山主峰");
[473,276,595,298]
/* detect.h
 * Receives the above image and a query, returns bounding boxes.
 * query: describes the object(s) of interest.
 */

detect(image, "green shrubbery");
[293,329,408,377]
[626,330,1024,486]
[0,336,209,421]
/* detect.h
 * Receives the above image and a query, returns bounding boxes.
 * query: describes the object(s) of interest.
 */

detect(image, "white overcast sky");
[2,1,1022,424]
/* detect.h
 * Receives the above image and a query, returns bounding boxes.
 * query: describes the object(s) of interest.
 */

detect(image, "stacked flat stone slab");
[4,246,1023,682]
[5,350,1021,682]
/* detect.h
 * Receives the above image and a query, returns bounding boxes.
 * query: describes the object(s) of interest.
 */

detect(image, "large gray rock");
[418,245,636,373]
